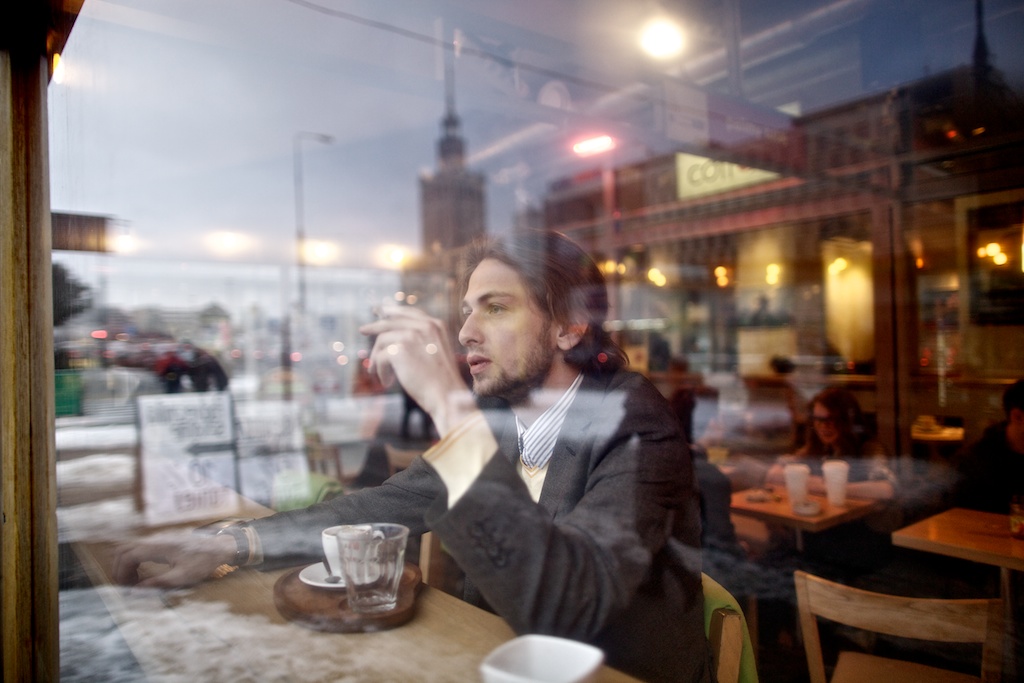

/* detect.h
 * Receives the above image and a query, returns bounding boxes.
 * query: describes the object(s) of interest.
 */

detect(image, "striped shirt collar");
[515,372,584,471]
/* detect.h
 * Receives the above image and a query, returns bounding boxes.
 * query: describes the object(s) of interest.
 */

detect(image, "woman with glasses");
[757,386,904,589]
[765,386,895,501]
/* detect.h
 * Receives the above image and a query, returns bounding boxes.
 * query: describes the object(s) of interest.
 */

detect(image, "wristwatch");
[215,524,250,567]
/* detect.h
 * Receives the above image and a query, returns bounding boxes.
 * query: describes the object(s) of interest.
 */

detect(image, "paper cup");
[783,463,811,507]
[822,459,850,507]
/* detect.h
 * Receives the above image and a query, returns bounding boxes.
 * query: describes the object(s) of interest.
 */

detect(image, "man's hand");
[359,305,475,435]
[111,531,237,588]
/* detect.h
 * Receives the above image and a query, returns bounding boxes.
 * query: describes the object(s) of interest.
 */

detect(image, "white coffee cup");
[321,525,346,581]
[481,635,604,683]
[783,463,811,507]
[822,459,850,507]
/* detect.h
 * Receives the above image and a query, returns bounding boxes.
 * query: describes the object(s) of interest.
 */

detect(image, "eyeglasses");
[812,415,835,425]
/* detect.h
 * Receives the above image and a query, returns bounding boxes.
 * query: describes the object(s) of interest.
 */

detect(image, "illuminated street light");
[111,233,137,254]
[302,239,340,265]
[572,135,616,157]
[205,230,253,256]
[640,18,685,60]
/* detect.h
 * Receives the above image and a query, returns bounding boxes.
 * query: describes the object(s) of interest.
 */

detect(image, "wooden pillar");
[1,5,59,680]
[871,191,902,458]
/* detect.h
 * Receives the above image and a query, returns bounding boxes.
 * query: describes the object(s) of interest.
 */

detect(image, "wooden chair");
[304,432,347,482]
[793,570,1003,683]
[702,573,759,683]
[383,443,421,476]
[416,530,464,597]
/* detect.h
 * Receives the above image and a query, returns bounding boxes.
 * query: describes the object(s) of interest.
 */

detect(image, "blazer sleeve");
[425,372,697,641]
[247,458,443,559]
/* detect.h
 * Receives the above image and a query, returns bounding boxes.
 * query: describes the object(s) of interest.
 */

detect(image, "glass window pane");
[44,1,1024,680]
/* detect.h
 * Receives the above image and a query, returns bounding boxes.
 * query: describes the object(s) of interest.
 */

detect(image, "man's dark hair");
[1003,380,1024,416]
[460,230,627,373]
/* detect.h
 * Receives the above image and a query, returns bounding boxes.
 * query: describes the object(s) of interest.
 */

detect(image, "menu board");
[234,400,308,507]
[137,392,240,525]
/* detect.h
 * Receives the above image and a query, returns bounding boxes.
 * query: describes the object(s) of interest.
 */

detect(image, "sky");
[47,0,1024,313]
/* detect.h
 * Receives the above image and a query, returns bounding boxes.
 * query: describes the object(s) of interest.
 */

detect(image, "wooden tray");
[273,563,422,633]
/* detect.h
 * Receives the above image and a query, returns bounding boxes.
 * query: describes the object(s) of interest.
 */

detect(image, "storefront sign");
[675,153,780,200]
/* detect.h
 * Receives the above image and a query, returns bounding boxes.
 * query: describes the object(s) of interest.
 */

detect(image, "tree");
[52,262,92,327]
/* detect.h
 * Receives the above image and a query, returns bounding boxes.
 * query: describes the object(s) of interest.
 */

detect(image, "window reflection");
[44,0,1024,680]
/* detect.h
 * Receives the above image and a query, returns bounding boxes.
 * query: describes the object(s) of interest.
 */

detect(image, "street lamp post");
[294,131,334,318]
[283,131,333,402]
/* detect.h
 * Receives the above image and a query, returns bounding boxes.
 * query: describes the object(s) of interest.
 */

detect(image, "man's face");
[458,258,559,405]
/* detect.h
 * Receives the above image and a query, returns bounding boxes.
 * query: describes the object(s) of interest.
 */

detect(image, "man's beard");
[472,339,554,406]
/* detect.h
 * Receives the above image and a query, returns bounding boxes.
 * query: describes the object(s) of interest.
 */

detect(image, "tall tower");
[419,49,486,256]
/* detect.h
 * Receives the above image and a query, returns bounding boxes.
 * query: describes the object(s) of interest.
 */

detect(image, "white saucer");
[792,500,822,516]
[745,489,772,503]
[299,562,346,589]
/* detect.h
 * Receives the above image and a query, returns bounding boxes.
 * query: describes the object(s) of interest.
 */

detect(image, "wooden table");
[910,425,965,468]
[730,489,881,551]
[892,508,1023,679]
[891,507,1024,572]
[70,536,641,682]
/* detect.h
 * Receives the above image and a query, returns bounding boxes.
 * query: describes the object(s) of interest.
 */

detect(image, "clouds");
[50,0,450,267]
[48,0,1024,295]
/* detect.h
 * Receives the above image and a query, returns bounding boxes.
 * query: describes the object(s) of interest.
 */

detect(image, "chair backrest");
[702,573,759,683]
[417,530,465,596]
[793,570,1003,683]
[383,443,421,476]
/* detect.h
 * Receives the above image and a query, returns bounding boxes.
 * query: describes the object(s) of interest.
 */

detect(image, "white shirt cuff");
[423,410,498,507]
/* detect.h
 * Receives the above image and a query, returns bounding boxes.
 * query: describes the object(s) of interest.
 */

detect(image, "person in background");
[765,386,895,501]
[153,346,189,393]
[952,379,1024,513]
[180,341,229,392]
[113,230,710,683]
[667,357,697,444]
[764,386,897,577]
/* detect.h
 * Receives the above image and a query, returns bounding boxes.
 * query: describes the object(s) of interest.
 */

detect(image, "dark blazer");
[250,369,710,683]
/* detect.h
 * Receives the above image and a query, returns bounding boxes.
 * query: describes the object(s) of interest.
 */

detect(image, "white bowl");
[480,634,604,683]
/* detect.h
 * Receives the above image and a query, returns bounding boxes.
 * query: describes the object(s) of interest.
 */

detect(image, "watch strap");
[215,525,250,567]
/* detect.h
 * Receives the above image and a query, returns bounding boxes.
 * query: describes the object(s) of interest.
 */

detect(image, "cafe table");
[909,424,965,467]
[69,525,642,682]
[892,507,1023,679]
[729,488,881,551]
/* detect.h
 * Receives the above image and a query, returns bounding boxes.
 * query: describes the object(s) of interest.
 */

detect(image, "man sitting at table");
[952,378,1024,513]
[114,230,711,683]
